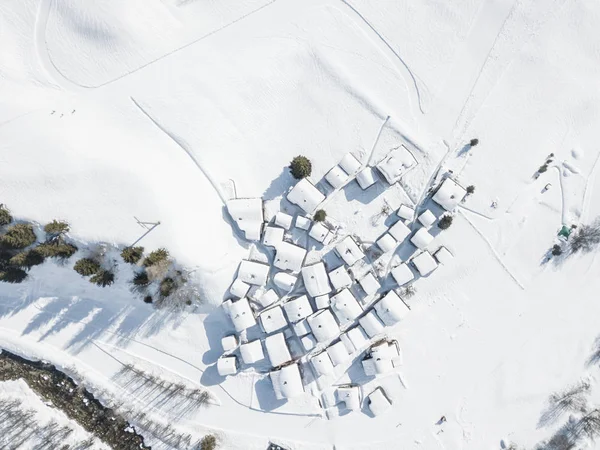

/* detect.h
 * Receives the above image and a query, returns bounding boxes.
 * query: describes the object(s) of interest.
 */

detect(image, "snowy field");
[1,0,600,448]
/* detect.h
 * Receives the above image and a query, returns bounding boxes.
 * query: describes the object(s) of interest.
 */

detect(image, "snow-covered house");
[328,266,352,291]
[302,262,331,297]
[356,167,377,189]
[374,291,410,326]
[433,177,467,210]
[293,319,311,337]
[270,363,304,400]
[283,295,313,323]
[262,226,284,248]
[418,210,436,228]
[257,289,279,309]
[410,227,434,249]
[229,279,250,298]
[240,340,264,364]
[411,251,438,276]
[358,272,381,296]
[315,294,330,310]
[389,220,411,242]
[361,340,401,377]
[275,211,294,230]
[301,334,317,352]
[376,233,397,253]
[238,260,270,285]
[311,351,335,377]
[434,246,453,264]
[391,263,414,286]
[359,310,385,338]
[224,298,256,332]
[335,236,365,266]
[226,198,263,241]
[336,386,361,411]
[327,341,351,366]
[274,242,307,272]
[259,305,288,334]
[339,152,362,175]
[325,165,348,189]
[307,309,339,342]
[217,356,238,376]
[376,145,417,184]
[265,332,292,367]
[330,288,363,325]
[273,272,297,292]
[367,387,392,416]
[295,215,311,230]
[397,204,415,221]
[221,335,238,352]
[309,222,330,243]
[287,179,325,214]
[340,325,369,352]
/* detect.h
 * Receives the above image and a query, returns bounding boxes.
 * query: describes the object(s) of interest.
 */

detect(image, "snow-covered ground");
[1,0,600,448]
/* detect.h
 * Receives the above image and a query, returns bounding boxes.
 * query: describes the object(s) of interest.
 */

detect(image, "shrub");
[399,284,416,298]
[37,240,78,259]
[552,244,563,256]
[199,435,217,450]
[538,164,548,173]
[132,271,150,286]
[90,269,114,287]
[43,220,69,237]
[466,185,475,195]
[159,277,176,298]
[9,249,45,269]
[143,248,169,267]
[121,246,144,264]
[143,295,153,304]
[289,156,312,179]
[469,138,479,146]
[0,206,12,226]
[73,258,100,276]
[0,267,27,283]
[314,209,326,222]
[570,221,600,253]
[0,224,36,249]
[438,215,453,230]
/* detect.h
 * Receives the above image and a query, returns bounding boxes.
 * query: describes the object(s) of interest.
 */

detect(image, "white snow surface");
[2,0,600,448]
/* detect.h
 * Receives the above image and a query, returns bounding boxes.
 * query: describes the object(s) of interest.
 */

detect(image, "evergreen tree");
[73,258,101,276]
[0,224,36,249]
[143,248,169,267]
[43,220,70,237]
[90,269,114,287]
[314,209,326,222]
[289,156,312,179]
[0,206,12,226]
[121,246,144,264]
[438,215,453,230]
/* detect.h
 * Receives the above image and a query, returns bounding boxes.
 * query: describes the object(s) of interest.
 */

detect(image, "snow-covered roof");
[257,289,279,308]
[271,363,304,400]
[391,263,414,286]
[226,198,263,241]
[265,332,292,367]
[309,222,330,243]
[273,272,297,292]
[283,295,313,323]
[376,145,417,184]
[356,167,377,189]
[217,356,238,376]
[275,211,293,230]
[327,341,351,366]
[433,177,467,211]
[230,279,250,298]
[330,288,363,325]
[274,242,307,272]
[418,210,436,228]
[325,165,348,189]
[363,341,400,376]
[302,262,331,297]
[238,260,270,285]
[434,246,454,264]
[262,226,284,248]
[240,340,264,364]
[359,310,385,338]
[341,326,369,352]
[397,204,415,221]
[225,298,256,332]
[410,227,434,249]
[358,272,381,296]
[311,351,335,376]
[315,294,330,310]
[376,233,397,253]
[287,179,325,214]
[412,251,438,276]
[260,306,288,334]
[335,236,365,266]
[389,220,411,242]
[339,152,362,174]
[295,215,311,230]
[293,319,311,337]
[307,309,339,342]
[374,291,410,326]
[336,386,360,411]
[367,387,392,416]
[221,335,238,352]
[328,266,352,291]
[301,334,317,352]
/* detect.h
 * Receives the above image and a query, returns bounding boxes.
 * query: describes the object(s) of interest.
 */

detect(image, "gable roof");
[330,288,363,325]
[225,298,256,332]
[271,363,304,400]
[302,262,331,297]
[287,179,325,214]
[412,251,439,276]
[335,236,365,266]
[264,332,292,367]
[433,177,467,210]
[274,242,307,272]
[374,291,410,326]
[283,295,313,323]
[307,309,339,343]
[238,260,270,285]
[226,198,263,241]
[376,145,417,184]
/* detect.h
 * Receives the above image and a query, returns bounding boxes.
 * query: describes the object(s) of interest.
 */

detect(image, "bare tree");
[569,219,600,254]
[539,381,591,427]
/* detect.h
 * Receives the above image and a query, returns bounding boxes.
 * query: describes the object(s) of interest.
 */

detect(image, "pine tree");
[73,258,101,276]
[0,206,12,226]
[9,249,45,269]
[90,269,114,287]
[43,220,70,237]
[469,138,479,146]
[121,246,144,264]
[438,215,453,230]
[0,267,27,283]
[289,156,312,179]
[37,240,78,259]
[159,277,176,298]
[466,185,475,194]
[143,248,169,267]
[314,209,326,222]
[132,271,150,286]
[0,224,36,249]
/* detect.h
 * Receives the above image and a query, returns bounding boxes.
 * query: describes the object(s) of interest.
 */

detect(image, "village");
[218,144,470,419]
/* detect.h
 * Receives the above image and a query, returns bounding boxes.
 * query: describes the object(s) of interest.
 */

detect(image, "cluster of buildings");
[218,146,468,418]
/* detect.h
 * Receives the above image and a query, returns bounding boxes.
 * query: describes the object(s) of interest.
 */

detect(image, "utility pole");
[129,217,161,248]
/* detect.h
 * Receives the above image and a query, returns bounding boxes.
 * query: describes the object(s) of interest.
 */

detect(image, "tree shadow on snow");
[263,169,295,201]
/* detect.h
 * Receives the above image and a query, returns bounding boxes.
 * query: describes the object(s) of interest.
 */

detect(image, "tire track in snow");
[130,97,227,205]
[338,0,427,115]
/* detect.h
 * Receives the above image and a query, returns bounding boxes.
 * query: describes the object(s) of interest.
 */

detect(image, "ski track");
[337,0,427,115]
